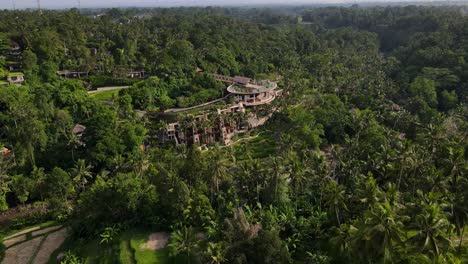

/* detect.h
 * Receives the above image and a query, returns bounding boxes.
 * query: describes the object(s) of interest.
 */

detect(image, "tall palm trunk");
[459,225,465,252]
[335,207,341,226]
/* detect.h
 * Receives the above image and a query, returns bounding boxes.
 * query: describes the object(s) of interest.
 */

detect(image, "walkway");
[87,86,130,94]
[2,225,68,264]
[164,94,231,114]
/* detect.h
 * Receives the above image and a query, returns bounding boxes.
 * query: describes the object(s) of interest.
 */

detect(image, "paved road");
[88,86,131,94]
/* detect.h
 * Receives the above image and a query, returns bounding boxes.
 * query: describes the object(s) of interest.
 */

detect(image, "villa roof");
[9,41,20,50]
[72,124,86,134]
[1,147,11,156]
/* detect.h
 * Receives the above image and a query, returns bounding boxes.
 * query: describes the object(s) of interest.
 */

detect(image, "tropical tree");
[409,202,453,258]
[71,159,93,192]
[350,202,406,263]
[323,180,348,225]
[207,148,231,198]
[206,242,226,264]
[168,225,201,264]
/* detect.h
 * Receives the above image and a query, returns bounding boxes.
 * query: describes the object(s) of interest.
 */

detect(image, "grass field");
[231,132,277,160]
[89,89,120,101]
[49,229,170,264]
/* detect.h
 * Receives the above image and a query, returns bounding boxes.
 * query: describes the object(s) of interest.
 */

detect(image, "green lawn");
[230,132,276,160]
[90,89,120,101]
[49,229,170,264]
[125,230,170,264]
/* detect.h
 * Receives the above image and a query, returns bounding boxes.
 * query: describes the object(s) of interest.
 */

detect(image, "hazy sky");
[1,0,437,9]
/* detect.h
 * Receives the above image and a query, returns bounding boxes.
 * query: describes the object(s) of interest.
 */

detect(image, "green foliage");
[408,77,438,107]
[0,6,466,264]
[74,173,158,236]
[100,224,122,244]
[60,251,83,264]
[168,226,201,263]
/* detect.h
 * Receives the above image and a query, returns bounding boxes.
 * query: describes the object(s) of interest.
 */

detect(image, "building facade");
[159,74,281,146]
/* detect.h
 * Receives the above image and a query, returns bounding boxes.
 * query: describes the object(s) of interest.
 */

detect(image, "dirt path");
[140,232,169,250]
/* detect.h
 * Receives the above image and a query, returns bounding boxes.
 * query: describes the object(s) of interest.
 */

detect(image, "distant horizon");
[2,0,467,10]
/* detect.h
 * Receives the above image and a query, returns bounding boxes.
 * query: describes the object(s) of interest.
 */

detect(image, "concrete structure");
[209,73,281,105]
[162,103,247,146]
[159,74,281,146]
[7,73,25,85]
[126,70,145,79]
[7,62,22,72]
[56,70,89,79]
[227,80,278,106]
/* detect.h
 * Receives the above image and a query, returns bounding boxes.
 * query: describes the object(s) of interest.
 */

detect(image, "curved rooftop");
[227,80,277,95]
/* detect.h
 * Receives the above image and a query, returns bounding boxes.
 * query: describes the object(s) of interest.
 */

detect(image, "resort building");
[7,73,25,85]
[159,73,281,146]
[56,70,89,79]
[227,79,278,106]
[7,62,22,72]
[126,70,146,79]
[9,41,21,56]
[161,102,247,146]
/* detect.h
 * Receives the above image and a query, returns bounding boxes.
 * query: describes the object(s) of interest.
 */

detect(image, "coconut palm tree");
[323,180,348,226]
[330,223,356,259]
[168,226,200,264]
[71,159,93,192]
[351,202,406,264]
[67,131,82,162]
[208,148,231,197]
[207,242,226,264]
[409,202,453,258]
[443,146,468,252]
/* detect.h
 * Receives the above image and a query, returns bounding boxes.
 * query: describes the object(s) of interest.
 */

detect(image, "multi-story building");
[56,70,89,79]
[159,74,281,146]
[1,41,25,86]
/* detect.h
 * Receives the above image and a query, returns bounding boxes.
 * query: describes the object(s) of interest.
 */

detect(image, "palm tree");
[200,117,213,145]
[132,153,150,176]
[397,145,417,191]
[208,148,231,197]
[443,146,468,252]
[168,226,200,264]
[356,176,382,209]
[71,159,93,192]
[330,223,356,259]
[0,156,11,212]
[409,203,453,258]
[351,202,406,264]
[207,242,226,264]
[67,131,82,162]
[323,180,348,226]
[284,151,309,209]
